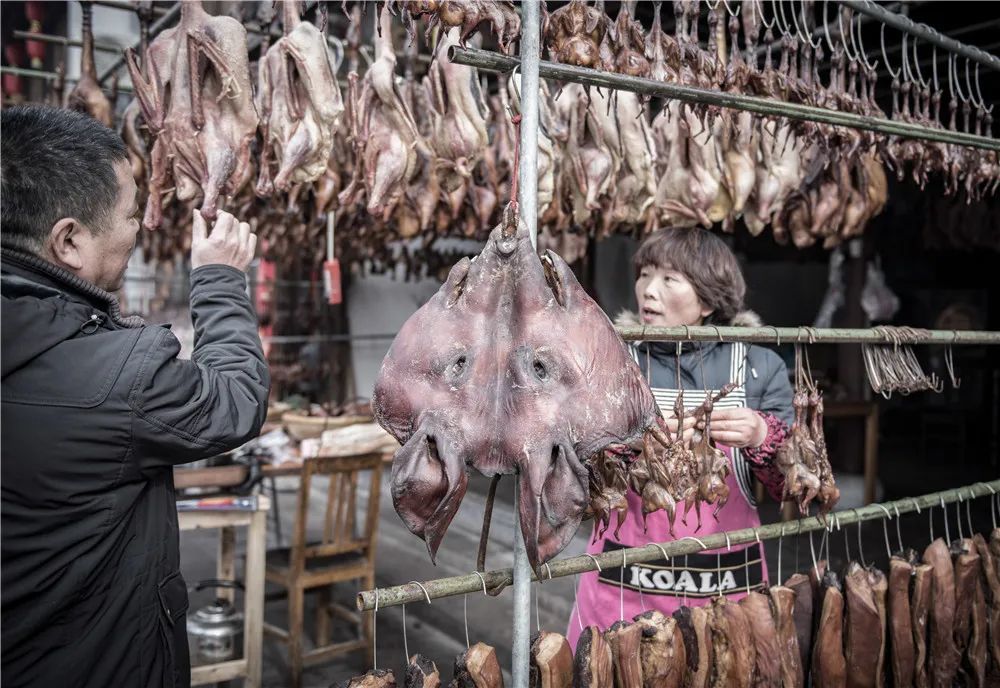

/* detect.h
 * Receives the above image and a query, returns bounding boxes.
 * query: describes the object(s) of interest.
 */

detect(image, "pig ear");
[443,257,472,307]
[390,430,469,564]
[541,250,576,309]
[517,444,589,571]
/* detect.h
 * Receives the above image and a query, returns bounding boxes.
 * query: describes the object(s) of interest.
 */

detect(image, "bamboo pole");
[613,325,1000,345]
[357,479,1000,611]
[448,46,1000,152]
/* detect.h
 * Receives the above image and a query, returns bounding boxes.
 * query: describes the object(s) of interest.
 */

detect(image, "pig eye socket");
[450,356,468,375]
[533,359,548,381]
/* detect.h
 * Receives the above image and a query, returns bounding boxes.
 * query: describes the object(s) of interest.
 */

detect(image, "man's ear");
[47,218,86,271]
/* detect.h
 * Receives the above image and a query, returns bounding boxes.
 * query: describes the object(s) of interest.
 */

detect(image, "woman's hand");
[708,407,768,448]
[665,414,699,445]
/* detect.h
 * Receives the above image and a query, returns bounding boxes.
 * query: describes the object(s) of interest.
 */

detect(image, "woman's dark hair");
[632,227,746,323]
[1,105,128,253]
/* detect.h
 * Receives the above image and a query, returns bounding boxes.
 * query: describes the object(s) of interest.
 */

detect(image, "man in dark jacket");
[1,107,270,687]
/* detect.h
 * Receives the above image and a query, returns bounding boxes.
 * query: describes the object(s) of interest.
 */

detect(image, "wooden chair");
[263,453,383,687]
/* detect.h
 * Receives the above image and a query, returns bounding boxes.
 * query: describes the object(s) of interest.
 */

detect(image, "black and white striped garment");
[629,341,760,507]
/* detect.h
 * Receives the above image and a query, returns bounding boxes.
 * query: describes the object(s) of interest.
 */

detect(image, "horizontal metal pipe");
[356,479,1000,611]
[613,325,1000,345]
[12,29,122,53]
[0,65,133,93]
[449,46,1000,152]
[836,0,1000,73]
[91,0,169,16]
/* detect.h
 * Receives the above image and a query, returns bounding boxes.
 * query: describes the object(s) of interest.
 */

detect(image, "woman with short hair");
[568,227,793,647]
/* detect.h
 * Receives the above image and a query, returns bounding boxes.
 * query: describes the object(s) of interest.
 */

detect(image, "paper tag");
[323,259,342,305]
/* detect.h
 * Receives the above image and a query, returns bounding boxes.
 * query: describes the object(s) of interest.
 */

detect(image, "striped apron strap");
[730,341,757,507]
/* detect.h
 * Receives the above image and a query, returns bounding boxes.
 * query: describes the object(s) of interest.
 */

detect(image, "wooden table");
[179,495,270,687]
[174,452,394,489]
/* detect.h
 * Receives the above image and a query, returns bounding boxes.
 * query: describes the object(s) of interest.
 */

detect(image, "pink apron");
[566,445,769,650]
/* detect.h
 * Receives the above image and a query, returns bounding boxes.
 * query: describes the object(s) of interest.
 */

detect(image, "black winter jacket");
[1,249,270,688]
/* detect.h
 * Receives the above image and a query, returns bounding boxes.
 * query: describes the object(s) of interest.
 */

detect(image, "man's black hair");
[1,105,129,254]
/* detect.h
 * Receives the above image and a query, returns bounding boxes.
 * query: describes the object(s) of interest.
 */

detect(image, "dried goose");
[256,0,344,196]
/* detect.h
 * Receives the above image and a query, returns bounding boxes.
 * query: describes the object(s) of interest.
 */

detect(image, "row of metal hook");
[706,0,991,116]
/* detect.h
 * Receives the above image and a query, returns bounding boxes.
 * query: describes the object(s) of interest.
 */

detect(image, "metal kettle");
[187,579,244,663]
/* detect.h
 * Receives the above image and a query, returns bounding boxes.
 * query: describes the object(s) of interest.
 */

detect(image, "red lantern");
[25,2,48,69]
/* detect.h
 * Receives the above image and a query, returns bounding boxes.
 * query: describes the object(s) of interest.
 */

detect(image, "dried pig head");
[373,209,664,570]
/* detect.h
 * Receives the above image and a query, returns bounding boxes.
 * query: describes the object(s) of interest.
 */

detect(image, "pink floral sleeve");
[741,411,789,502]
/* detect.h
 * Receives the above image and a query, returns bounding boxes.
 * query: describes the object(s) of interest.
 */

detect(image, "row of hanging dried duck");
[63,0,997,271]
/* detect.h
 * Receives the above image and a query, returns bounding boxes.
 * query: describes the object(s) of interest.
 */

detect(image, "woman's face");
[635,263,713,328]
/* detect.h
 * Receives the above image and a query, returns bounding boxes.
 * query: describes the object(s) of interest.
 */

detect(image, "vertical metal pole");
[513,3,540,688]
[517,0,540,250]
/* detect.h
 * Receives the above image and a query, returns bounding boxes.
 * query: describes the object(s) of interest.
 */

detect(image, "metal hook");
[722,0,739,18]
[964,58,980,108]
[787,0,808,46]
[773,0,790,37]
[682,536,708,550]
[972,63,992,113]
[543,563,554,581]
[855,512,866,566]
[724,532,732,551]
[952,55,969,103]
[944,343,961,389]
[402,602,409,663]
[777,523,785,582]
[843,514,852,562]
[940,496,952,543]
[646,542,670,561]
[900,33,910,84]
[822,0,835,52]
[752,0,777,31]
[855,14,878,70]
[372,589,379,669]
[573,574,585,631]
[585,554,603,573]
[838,7,857,61]
[964,492,975,539]
[880,23,900,79]
[956,492,965,541]
[874,504,893,558]
[987,484,998,530]
[891,504,903,550]
[463,596,470,649]
[408,581,431,604]
[327,35,345,72]
[931,45,939,92]
[620,549,627,621]
[808,530,822,578]
[745,542,753,595]
[912,498,921,515]
[911,37,929,88]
